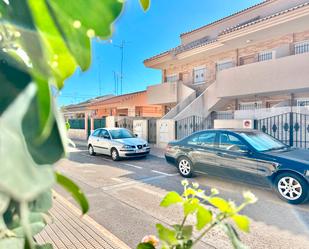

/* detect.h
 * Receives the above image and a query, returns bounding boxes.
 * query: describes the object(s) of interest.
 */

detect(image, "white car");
[87,128,150,161]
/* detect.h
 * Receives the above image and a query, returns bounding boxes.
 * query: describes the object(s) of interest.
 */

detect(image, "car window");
[219,133,247,152]
[100,129,110,139]
[92,129,101,137]
[187,132,216,148]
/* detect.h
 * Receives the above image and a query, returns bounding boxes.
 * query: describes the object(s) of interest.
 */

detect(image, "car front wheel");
[177,157,193,178]
[111,148,120,161]
[275,172,308,204]
[88,145,96,156]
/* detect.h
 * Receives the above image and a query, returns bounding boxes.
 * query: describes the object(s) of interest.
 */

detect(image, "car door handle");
[216,152,235,159]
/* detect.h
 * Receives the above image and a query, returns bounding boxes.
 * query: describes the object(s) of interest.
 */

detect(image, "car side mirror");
[103,135,110,139]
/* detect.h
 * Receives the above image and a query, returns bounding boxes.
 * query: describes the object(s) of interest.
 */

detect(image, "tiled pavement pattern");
[35,192,131,249]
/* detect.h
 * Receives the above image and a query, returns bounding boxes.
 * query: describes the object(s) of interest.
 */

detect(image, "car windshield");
[109,129,135,139]
[239,132,288,152]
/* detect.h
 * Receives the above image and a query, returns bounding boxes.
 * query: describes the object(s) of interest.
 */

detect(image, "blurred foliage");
[137,181,257,249]
[0,0,152,248]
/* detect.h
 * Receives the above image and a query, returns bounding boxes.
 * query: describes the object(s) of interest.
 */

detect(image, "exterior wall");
[147,82,178,105]
[87,91,164,118]
[162,30,309,95]
[156,119,176,148]
[216,52,309,99]
[67,129,87,140]
[214,119,254,129]
[133,120,148,141]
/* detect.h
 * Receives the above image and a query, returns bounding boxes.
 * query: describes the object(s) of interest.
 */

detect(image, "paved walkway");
[35,191,131,249]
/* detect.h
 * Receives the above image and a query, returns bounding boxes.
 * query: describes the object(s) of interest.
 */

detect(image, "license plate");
[136,149,144,153]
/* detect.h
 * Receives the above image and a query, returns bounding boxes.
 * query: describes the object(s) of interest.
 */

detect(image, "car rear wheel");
[275,172,308,204]
[88,145,96,156]
[178,157,193,178]
[111,148,120,161]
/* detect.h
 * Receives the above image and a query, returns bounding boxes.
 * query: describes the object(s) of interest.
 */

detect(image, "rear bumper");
[165,155,177,166]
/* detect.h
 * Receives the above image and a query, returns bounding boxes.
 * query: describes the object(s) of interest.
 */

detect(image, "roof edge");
[180,0,272,38]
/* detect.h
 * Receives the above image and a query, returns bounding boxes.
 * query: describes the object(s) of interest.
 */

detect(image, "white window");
[258,51,275,62]
[216,60,234,71]
[166,74,178,83]
[297,98,309,107]
[294,40,309,55]
[193,66,206,84]
[239,101,263,110]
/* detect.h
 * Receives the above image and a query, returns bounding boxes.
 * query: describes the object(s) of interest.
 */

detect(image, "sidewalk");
[35,191,131,249]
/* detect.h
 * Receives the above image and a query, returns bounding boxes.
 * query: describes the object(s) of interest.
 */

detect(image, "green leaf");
[137,242,156,249]
[12,212,47,237]
[183,198,199,216]
[160,192,183,207]
[182,225,193,239]
[183,188,195,197]
[46,0,124,71]
[55,172,89,214]
[0,83,55,202]
[196,206,212,230]
[29,191,52,213]
[223,223,248,249]
[139,0,151,11]
[209,197,232,213]
[0,193,10,216]
[0,237,24,249]
[232,215,250,233]
[35,244,53,249]
[156,224,178,246]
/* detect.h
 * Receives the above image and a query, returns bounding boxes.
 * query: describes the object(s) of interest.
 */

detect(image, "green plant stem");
[192,214,227,247]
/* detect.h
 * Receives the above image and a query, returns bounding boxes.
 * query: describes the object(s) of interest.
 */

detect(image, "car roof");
[96,127,126,131]
[193,128,261,135]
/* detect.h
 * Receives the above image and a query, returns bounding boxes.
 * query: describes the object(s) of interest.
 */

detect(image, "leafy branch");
[137,181,257,249]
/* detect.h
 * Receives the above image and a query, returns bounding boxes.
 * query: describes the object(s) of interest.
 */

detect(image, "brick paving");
[35,192,131,249]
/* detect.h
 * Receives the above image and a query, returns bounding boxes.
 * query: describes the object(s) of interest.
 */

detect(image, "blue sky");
[59,0,262,106]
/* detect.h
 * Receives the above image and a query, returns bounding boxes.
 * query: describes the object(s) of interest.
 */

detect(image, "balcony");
[216,52,309,98]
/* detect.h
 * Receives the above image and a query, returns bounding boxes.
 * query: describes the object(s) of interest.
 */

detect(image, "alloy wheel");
[112,150,118,160]
[179,159,191,176]
[89,146,94,155]
[277,176,302,201]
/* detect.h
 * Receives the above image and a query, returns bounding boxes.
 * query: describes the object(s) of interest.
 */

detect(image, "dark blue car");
[165,129,309,204]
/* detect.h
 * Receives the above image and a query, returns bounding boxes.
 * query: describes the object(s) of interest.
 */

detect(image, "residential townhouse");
[144,0,309,121]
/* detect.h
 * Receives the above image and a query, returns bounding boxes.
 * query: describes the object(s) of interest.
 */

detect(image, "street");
[54,142,309,249]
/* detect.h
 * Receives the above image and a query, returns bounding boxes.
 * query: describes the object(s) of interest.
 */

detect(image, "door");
[94,129,110,155]
[215,132,260,184]
[186,131,220,173]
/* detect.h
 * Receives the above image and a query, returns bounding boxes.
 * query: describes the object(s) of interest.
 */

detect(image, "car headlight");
[122,144,132,149]
[143,143,148,147]
[305,170,309,177]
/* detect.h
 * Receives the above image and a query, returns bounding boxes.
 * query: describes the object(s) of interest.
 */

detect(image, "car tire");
[111,148,120,161]
[88,145,96,156]
[274,172,308,204]
[177,156,193,178]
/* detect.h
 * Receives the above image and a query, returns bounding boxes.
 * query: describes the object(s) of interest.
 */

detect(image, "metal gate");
[148,118,157,144]
[117,117,134,131]
[256,112,309,149]
[175,115,213,140]
[94,118,106,129]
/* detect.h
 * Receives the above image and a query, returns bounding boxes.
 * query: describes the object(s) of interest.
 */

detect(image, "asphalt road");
[54,143,309,249]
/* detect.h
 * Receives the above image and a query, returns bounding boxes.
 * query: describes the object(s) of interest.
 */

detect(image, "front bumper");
[119,148,150,157]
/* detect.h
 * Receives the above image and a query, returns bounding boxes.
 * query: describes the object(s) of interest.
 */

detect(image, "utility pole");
[114,40,126,95]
